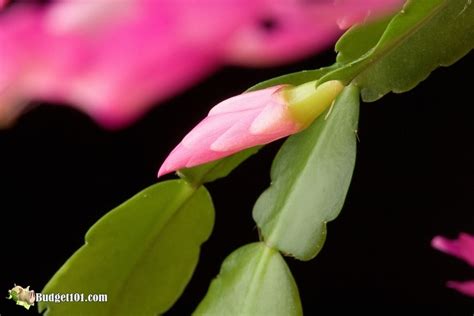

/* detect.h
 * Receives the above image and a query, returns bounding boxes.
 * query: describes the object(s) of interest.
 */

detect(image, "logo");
[7,284,36,310]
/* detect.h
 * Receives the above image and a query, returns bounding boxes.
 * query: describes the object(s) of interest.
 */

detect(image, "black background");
[0,43,473,315]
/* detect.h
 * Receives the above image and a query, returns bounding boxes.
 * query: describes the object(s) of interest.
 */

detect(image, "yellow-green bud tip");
[285,80,344,128]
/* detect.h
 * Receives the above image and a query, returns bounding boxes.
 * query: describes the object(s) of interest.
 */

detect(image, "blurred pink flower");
[158,80,344,176]
[432,233,474,297]
[0,0,403,128]
[226,0,404,66]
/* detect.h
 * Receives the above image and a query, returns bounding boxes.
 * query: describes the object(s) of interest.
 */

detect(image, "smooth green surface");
[253,85,359,260]
[178,146,260,185]
[335,15,394,65]
[194,243,302,316]
[287,80,344,128]
[39,180,214,316]
[320,0,474,101]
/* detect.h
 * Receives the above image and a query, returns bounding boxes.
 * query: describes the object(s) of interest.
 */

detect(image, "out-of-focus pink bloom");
[432,233,474,297]
[0,0,403,128]
[225,0,404,66]
[158,80,344,176]
[0,0,256,128]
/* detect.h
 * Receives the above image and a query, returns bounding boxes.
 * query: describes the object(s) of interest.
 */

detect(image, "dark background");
[0,44,473,315]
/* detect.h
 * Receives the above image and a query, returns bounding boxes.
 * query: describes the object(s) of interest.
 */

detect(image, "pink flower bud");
[158,80,344,177]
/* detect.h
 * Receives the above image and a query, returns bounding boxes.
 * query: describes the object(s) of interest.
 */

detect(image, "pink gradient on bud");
[0,0,404,128]
[158,85,301,177]
[432,233,474,297]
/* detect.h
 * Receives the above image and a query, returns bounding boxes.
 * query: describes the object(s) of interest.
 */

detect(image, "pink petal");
[183,111,258,164]
[158,111,254,176]
[210,113,265,152]
[209,85,285,115]
[432,233,474,267]
[432,233,474,298]
[158,144,194,177]
[208,97,300,152]
[181,113,248,150]
[249,95,299,135]
[447,280,474,298]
